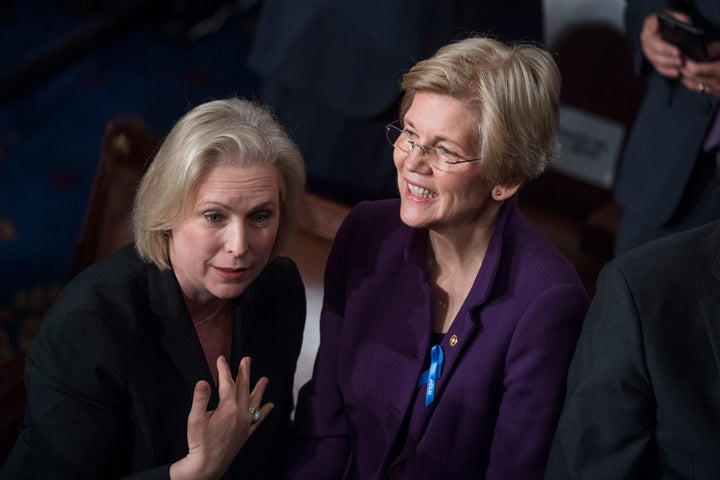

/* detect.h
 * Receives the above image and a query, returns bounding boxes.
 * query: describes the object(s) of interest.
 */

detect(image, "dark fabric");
[546,220,720,479]
[246,0,543,204]
[1,245,305,480]
[615,149,720,253]
[613,0,720,253]
[248,0,543,119]
[286,198,588,479]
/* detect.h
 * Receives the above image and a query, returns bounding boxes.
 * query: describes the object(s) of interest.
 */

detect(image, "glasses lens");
[385,123,475,172]
[427,152,449,171]
[386,124,406,151]
[385,123,449,170]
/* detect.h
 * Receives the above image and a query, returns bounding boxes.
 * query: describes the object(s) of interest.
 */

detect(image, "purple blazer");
[286,198,588,479]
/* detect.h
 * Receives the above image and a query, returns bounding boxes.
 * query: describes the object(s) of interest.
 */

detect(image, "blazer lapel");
[431,198,509,400]
[404,203,509,441]
[148,265,216,404]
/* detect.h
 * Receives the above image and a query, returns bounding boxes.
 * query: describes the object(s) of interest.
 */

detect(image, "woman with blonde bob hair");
[134,97,305,267]
[397,36,561,187]
[3,97,307,480]
[286,37,588,479]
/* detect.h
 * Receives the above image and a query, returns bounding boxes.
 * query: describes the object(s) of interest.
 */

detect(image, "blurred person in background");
[247,0,544,204]
[614,0,720,254]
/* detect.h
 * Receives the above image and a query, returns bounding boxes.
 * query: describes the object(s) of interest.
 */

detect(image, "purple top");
[286,197,588,479]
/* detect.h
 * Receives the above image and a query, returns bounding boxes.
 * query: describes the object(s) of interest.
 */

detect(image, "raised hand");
[170,356,274,480]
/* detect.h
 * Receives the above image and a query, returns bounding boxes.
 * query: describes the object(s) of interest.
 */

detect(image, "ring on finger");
[699,82,706,94]
[248,407,262,425]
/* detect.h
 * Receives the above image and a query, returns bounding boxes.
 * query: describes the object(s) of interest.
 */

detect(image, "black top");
[1,244,306,480]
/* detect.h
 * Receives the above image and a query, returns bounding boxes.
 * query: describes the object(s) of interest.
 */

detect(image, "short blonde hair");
[132,98,306,269]
[399,36,560,186]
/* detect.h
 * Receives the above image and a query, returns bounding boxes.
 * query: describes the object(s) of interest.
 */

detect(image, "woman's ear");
[491,183,521,201]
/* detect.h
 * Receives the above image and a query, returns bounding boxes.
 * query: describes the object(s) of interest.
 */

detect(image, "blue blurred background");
[0,0,262,360]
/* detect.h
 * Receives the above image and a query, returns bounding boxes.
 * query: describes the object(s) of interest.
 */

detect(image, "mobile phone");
[657,11,709,61]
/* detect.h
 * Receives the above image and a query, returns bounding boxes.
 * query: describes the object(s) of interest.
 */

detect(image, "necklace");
[192,303,227,327]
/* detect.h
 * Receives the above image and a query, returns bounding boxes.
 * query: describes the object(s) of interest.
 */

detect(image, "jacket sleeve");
[625,0,673,76]
[545,261,660,479]
[485,282,588,480]
[21,308,170,480]
[284,208,365,479]
[243,256,308,477]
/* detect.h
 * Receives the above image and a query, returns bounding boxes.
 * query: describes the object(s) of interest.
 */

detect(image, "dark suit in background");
[614,0,720,254]
[246,0,543,204]
[1,245,305,479]
[546,220,720,478]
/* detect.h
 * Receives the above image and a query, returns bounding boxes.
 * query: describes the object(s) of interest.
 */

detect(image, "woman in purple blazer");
[285,37,589,479]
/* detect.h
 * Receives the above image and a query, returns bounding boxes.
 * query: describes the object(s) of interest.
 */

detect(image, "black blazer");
[1,244,306,480]
[614,0,720,227]
[545,220,720,478]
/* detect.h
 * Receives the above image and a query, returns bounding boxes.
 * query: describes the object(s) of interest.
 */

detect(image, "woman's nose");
[226,222,248,258]
[403,143,433,173]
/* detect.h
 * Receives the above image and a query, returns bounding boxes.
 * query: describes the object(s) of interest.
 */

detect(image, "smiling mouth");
[408,182,438,198]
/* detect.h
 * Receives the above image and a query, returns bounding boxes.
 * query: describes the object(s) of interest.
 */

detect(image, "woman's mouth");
[408,182,438,198]
[214,266,249,281]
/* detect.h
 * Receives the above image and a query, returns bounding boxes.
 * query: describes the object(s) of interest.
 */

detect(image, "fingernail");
[196,381,210,393]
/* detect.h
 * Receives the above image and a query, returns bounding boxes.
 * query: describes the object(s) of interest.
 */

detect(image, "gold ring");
[699,82,706,94]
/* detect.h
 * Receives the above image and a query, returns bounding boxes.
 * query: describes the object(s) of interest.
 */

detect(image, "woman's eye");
[438,147,454,157]
[204,212,223,223]
[250,211,272,225]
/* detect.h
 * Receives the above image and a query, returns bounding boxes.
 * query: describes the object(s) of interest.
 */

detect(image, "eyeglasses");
[385,121,482,172]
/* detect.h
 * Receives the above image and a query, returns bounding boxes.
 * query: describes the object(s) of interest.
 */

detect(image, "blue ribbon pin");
[417,344,444,407]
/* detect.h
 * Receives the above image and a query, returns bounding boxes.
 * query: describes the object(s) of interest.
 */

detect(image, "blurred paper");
[553,104,625,189]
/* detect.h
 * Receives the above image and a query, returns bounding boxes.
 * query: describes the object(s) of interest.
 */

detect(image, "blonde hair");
[132,98,305,269]
[400,36,560,186]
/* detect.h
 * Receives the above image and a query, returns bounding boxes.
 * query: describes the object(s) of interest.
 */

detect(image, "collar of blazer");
[148,264,219,391]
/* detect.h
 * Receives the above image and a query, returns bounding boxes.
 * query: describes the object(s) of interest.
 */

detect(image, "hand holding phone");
[657,11,709,62]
